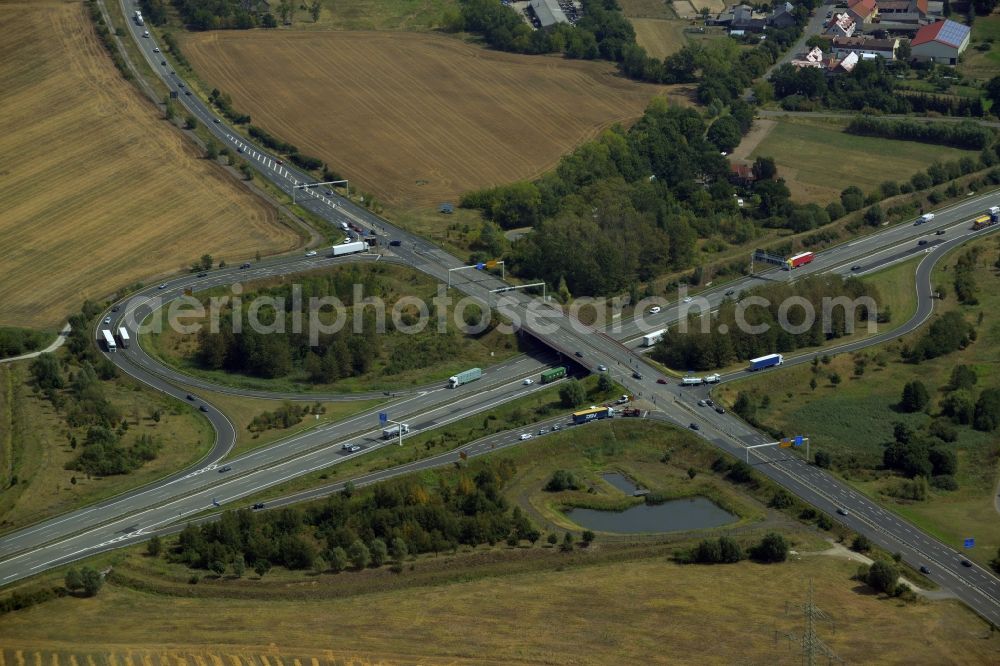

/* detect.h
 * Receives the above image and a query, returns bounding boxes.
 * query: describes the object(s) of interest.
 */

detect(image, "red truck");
[786,251,814,270]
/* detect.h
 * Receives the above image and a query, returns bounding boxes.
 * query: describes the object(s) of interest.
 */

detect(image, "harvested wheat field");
[182,30,666,209]
[0,1,299,329]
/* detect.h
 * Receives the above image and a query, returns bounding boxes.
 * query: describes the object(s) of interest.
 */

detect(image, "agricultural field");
[630,18,690,59]
[180,30,665,211]
[0,361,213,535]
[748,117,980,204]
[0,1,300,330]
[715,235,1000,565]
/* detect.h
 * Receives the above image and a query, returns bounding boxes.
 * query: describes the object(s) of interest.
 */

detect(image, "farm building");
[910,19,970,65]
[830,36,899,59]
[529,0,570,29]
[846,0,878,24]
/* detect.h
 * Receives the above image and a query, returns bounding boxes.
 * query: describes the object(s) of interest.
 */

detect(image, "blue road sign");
[476,263,486,270]
[793,435,803,447]
[964,538,975,549]
[379,412,388,424]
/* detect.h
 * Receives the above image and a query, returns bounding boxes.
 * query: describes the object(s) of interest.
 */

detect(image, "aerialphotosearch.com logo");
[121,283,880,342]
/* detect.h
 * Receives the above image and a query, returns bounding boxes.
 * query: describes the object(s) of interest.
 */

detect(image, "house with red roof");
[847,0,878,23]
[911,19,971,65]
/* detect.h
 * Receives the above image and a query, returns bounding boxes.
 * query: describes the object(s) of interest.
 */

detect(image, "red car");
[656,378,667,384]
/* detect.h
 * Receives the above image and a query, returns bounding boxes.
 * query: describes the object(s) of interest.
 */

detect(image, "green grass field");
[290,0,457,31]
[750,118,980,205]
[715,234,1000,564]
[0,361,213,535]
[961,13,1000,82]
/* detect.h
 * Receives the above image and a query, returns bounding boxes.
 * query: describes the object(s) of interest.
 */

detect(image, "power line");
[775,579,843,666]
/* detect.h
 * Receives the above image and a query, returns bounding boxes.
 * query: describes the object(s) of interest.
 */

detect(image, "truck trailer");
[382,424,410,440]
[642,328,666,347]
[448,367,482,388]
[748,353,783,371]
[681,376,703,386]
[330,241,367,257]
[785,252,814,270]
[572,406,613,424]
[101,329,117,352]
[134,11,144,26]
[540,367,566,383]
[117,326,130,349]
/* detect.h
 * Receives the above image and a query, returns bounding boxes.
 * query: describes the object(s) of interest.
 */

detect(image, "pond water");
[565,472,737,534]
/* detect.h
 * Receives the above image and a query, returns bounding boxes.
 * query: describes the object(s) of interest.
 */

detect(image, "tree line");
[649,275,881,371]
[166,459,545,577]
[0,327,50,360]
[846,117,994,151]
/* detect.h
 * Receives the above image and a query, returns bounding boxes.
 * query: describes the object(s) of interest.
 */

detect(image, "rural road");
[0,323,71,365]
[3,0,1000,630]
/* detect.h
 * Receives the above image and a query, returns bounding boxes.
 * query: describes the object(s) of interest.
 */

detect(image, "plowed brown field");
[182,30,665,209]
[0,1,299,328]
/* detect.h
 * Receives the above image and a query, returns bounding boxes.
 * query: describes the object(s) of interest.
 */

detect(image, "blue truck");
[748,353,783,371]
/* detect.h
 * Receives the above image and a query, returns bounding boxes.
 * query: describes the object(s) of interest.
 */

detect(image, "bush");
[867,559,899,594]
[851,534,872,553]
[930,474,958,491]
[751,533,788,563]
[545,470,582,492]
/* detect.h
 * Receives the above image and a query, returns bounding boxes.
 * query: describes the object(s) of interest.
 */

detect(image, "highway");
[2,0,999,626]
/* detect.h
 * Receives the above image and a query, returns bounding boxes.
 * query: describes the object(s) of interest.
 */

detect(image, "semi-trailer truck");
[134,10,144,25]
[101,329,117,352]
[117,326,130,349]
[748,353,783,371]
[540,367,566,383]
[448,367,482,388]
[642,329,666,347]
[382,424,410,439]
[785,252,814,270]
[330,241,367,257]
[572,406,613,424]
[681,376,703,386]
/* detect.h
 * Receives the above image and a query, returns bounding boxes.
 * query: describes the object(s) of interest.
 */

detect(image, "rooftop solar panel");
[937,20,970,48]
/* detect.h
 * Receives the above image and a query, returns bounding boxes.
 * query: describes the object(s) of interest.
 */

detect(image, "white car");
[648,306,661,314]
[683,296,693,303]
[305,250,317,257]
[523,378,534,385]
[519,433,532,441]
[597,365,607,372]
[153,47,160,53]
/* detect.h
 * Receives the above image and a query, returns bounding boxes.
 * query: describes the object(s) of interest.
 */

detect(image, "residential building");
[790,46,826,68]
[828,51,860,73]
[830,36,899,59]
[769,2,798,28]
[709,4,768,32]
[847,0,878,23]
[825,13,857,38]
[911,19,970,64]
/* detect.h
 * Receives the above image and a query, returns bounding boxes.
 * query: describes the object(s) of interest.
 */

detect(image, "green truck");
[540,367,567,384]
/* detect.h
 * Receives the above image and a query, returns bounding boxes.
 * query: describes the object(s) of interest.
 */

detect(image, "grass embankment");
[749,117,981,205]
[141,263,522,393]
[0,362,213,535]
[0,1,299,329]
[716,235,1000,565]
[202,391,385,458]
[0,427,994,666]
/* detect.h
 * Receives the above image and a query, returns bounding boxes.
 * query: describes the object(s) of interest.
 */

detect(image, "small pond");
[563,472,737,534]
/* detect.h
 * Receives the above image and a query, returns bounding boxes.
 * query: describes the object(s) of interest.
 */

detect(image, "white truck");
[917,213,935,224]
[101,329,117,352]
[330,241,367,257]
[382,424,410,440]
[681,376,703,386]
[448,367,482,388]
[117,326,130,349]
[642,328,666,347]
[703,373,721,384]
[134,10,144,26]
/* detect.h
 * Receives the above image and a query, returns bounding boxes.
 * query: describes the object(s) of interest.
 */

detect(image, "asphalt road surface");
[3,0,999,625]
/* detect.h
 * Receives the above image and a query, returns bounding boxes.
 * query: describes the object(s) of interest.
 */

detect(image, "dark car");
[197,272,207,277]
[574,351,583,358]
[240,262,251,269]
[185,91,192,96]
[918,239,928,246]
[632,371,643,380]
[705,399,714,407]
[724,289,735,296]
[111,305,119,312]
[961,559,973,567]
[199,405,209,412]
[656,378,667,384]
[217,465,231,473]
[851,265,862,271]
[160,60,166,66]
[689,422,700,431]
[715,406,725,414]
[251,503,265,510]
[186,394,194,401]
[389,240,402,247]
[920,565,930,574]
[936,229,946,235]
